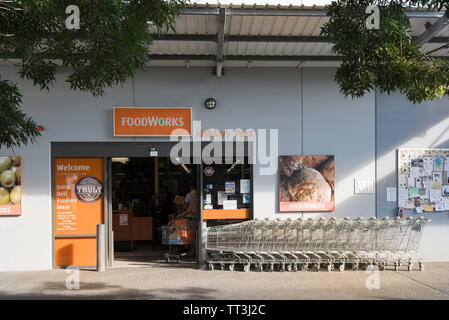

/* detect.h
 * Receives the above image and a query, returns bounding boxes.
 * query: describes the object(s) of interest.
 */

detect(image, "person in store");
[176,183,198,256]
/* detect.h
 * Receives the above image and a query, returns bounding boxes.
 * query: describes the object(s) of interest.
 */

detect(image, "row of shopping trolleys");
[205,216,429,272]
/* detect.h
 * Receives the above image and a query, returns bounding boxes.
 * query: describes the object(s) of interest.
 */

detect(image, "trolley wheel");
[269,263,274,272]
[208,263,214,271]
[408,264,414,271]
[419,263,425,271]
[259,264,264,272]
[286,264,292,272]
[229,264,235,272]
[315,263,320,272]
[280,263,285,272]
[394,264,399,271]
[293,264,298,272]
[327,264,333,272]
[243,264,250,272]
[220,263,225,270]
[302,264,308,272]
[339,264,345,272]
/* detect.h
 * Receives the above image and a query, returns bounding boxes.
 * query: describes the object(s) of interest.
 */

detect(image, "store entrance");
[110,157,198,268]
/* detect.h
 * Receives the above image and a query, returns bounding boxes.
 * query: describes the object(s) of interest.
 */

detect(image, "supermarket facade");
[1,4,449,271]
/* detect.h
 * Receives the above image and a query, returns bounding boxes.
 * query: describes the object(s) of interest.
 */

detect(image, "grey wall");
[376,91,449,260]
[1,65,445,270]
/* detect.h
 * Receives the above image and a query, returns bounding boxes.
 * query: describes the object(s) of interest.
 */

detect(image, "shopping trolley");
[205,216,429,272]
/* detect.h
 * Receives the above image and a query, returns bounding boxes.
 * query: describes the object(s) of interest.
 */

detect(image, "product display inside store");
[111,157,197,264]
[202,158,252,221]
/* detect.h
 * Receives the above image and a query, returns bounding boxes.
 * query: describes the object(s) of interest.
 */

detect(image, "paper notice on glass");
[435,201,445,211]
[409,187,419,198]
[217,191,227,205]
[430,188,442,202]
[399,187,408,200]
[399,175,407,187]
[434,157,444,171]
[424,157,434,174]
[387,187,396,202]
[432,171,443,189]
[119,214,128,226]
[405,201,415,209]
[444,199,449,211]
[223,200,237,210]
[445,157,449,172]
[225,181,235,195]
[204,193,212,204]
[242,194,250,204]
[240,179,250,194]
[410,167,421,178]
[419,188,429,199]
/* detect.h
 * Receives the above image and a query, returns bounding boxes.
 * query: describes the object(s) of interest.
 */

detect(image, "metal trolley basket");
[206,217,429,272]
[162,223,190,263]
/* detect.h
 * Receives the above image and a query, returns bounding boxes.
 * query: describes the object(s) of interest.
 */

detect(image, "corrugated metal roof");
[147,5,449,66]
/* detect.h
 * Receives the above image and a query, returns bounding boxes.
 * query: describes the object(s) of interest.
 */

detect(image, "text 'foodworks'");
[121,116,185,127]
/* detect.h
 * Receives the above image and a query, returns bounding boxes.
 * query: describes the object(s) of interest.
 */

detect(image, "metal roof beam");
[414,16,449,46]
[147,54,449,61]
[151,34,449,44]
[216,8,226,77]
[179,7,444,19]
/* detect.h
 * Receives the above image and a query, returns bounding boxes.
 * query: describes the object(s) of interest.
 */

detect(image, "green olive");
[0,157,11,172]
[10,186,21,205]
[15,167,21,183]
[11,166,20,184]
[9,157,20,166]
[0,170,15,188]
[0,187,9,205]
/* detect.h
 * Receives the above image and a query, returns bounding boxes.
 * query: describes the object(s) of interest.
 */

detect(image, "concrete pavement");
[0,262,448,300]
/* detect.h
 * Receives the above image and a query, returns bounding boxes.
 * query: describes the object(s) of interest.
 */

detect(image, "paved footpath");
[0,262,448,300]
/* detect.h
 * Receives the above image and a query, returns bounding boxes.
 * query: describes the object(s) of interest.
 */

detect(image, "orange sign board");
[114,107,192,136]
[54,158,104,267]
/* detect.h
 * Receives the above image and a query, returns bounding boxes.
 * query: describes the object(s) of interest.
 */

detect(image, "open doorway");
[110,157,198,268]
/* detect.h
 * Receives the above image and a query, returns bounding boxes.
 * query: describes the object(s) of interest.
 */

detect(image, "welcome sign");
[113,107,192,136]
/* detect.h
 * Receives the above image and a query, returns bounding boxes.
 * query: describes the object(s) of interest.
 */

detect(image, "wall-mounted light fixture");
[204,98,217,110]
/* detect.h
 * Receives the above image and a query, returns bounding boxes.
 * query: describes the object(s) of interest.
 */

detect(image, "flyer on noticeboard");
[0,157,22,216]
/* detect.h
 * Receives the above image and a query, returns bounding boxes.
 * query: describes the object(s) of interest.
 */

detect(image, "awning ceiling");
[146,4,449,69]
[1,3,448,69]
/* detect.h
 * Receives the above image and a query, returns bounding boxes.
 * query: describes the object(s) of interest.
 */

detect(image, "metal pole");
[97,224,106,272]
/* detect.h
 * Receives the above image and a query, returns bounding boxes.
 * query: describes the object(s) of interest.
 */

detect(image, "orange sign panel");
[54,158,104,267]
[114,107,192,136]
[55,238,97,267]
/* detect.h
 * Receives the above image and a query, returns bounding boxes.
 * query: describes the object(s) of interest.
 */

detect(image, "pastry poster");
[279,155,335,212]
[0,157,22,216]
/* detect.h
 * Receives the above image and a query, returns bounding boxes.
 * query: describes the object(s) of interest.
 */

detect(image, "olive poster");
[0,157,22,216]
[279,155,335,212]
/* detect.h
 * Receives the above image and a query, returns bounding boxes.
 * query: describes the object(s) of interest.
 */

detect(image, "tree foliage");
[321,0,449,103]
[0,0,186,149]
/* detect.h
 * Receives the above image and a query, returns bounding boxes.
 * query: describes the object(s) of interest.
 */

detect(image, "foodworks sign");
[114,107,191,136]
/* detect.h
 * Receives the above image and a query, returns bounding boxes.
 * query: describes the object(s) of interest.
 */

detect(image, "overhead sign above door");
[114,107,191,136]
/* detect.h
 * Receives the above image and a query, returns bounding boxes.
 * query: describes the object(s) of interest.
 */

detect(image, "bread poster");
[279,155,335,212]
